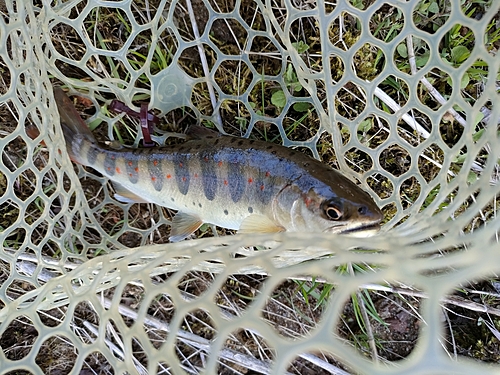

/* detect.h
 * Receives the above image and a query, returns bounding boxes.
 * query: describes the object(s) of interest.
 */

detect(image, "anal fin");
[113,182,150,204]
[170,212,204,242]
[238,214,285,234]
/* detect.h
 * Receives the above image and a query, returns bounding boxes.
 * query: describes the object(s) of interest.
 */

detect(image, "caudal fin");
[54,87,97,164]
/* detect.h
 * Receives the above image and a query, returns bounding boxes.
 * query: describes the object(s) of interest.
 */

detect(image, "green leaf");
[248,102,262,115]
[467,171,478,184]
[358,119,372,133]
[453,153,467,164]
[416,52,430,68]
[292,102,311,112]
[472,128,484,142]
[292,41,310,53]
[418,4,428,14]
[271,90,286,108]
[460,72,470,89]
[289,82,303,92]
[285,64,295,83]
[397,44,408,58]
[471,60,489,67]
[88,118,104,131]
[451,45,470,64]
[351,0,365,10]
[428,1,439,14]
[473,112,485,127]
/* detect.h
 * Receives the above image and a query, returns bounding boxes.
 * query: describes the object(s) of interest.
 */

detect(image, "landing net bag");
[0,1,499,374]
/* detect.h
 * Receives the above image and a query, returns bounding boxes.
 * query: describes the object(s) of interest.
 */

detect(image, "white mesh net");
[1,0,500,374]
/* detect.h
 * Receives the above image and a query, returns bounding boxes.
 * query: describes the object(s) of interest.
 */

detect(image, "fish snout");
[356,202,383,224]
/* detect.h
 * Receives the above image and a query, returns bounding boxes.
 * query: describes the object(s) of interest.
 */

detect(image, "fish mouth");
[342,223,381,237]
[327,223,381,237]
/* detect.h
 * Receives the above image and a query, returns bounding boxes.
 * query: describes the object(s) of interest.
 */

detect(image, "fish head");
[281,177,383,236]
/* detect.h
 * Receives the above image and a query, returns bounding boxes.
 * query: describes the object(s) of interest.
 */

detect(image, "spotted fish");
[54,87,383,241]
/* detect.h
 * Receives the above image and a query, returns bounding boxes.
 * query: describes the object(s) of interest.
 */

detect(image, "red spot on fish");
[265,171,271,177]
[218,161,223,167]
[194,173,198,178]
[260,184,265,191]
[107,167,111,171]
[204,156,209,162]
[166,174,172,179]
[182,177,187,182]
[153,160,159,166]
[134,167,139,172]
[224,179,228,186]
[248,178,253,183]
[179,162,183,168]
[151,176,156,182]
[128,161,133,166]
[129,173,133,177]
[115,167,121,174]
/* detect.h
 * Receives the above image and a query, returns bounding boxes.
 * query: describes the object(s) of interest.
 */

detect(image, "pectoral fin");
[238,214,285,234]
[169,212,204,242]
[113,183,150,204]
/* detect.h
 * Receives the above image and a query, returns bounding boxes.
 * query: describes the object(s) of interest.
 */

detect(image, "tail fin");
[54,87,97,164]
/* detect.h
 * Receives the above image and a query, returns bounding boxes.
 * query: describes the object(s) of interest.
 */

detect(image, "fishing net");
[1,0,499,373]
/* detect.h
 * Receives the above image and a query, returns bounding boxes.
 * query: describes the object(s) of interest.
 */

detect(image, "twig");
[406,36,468,129]
[185,0,223,129]
[101,297,292,375]
[16,252,500,319]
[15,258,351,374]
[373,87,430,138]
[83,321,148,375]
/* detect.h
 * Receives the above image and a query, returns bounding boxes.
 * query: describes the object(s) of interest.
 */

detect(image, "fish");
[54,87,383,242]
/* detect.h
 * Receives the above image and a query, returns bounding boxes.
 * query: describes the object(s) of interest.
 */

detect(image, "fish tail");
[54,87,97,164]
[59,122,88,164]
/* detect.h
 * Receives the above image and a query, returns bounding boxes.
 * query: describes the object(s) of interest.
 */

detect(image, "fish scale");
[55,87,383,241]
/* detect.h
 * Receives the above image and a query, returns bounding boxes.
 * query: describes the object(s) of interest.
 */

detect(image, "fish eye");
[321,199,343,221]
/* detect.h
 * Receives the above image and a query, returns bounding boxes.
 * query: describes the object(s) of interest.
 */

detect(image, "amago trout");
[54,87,383,241]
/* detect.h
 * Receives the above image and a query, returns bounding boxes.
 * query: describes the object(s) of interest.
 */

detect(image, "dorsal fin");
[186,125,223,140]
